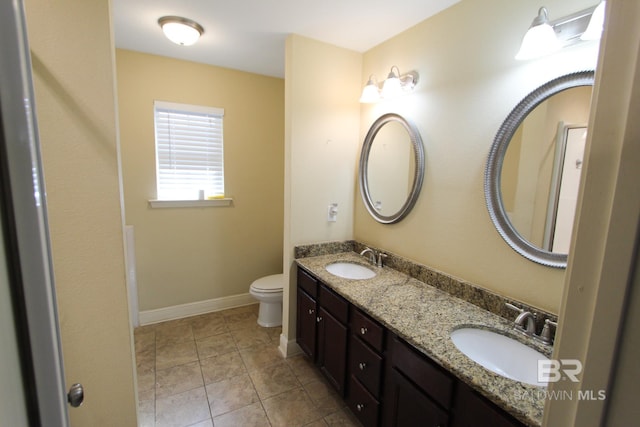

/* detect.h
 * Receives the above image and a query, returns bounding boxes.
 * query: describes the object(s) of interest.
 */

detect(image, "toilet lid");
[251,273,284,292]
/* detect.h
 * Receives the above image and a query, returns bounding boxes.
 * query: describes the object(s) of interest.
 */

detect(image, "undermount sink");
[450,327,549,387]
[325,262,376,280]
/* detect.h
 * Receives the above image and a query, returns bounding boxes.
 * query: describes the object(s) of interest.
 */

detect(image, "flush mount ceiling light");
[359,66,418,103]
[515,3,603,61]
[158,16,204,46]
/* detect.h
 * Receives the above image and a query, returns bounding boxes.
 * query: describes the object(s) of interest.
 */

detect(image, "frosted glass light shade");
[360,83,380,103]
[381,76,402,98]
[158,17,204,46]
[515,22,561,60]
[581,1,605,41]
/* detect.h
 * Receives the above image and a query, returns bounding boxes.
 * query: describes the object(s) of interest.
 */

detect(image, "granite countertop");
[295,251,550,427]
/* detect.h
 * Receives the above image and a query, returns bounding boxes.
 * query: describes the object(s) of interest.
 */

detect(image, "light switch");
[328,203,338,222]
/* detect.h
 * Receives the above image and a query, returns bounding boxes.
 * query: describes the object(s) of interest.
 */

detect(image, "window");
[154,101,224,201]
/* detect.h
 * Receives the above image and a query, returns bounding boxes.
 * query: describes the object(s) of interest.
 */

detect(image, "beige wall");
[355,0,600,313]
[116,50,284,311]
[24,0,137,425]
[282,35,362,353]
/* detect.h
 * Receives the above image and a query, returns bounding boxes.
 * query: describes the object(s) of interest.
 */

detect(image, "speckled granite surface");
[295,251,551,427]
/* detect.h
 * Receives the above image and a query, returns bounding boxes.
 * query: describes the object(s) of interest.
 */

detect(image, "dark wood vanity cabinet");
[383,336,452,427]
[296,268,349,395]
[296,266,527,427]
[347,308,386,427]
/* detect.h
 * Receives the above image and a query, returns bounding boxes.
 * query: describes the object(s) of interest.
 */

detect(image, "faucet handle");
[376,252,387,268]
[536,318,558,345]
[505,302,524,314]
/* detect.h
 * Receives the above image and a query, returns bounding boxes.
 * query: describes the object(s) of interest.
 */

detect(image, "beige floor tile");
[323,408,361,426]
[196,332,237,359]
[212,401,270,427]
[265,326,282,343]
[286,354,324,385]
[155,387,211,427]
[138,397,155,427]
[225,311,260,331]
[186,420,213,427]
[134,328,156,353]
[231,325,272,349]
[262,387,323,427]
[205,373,260,417]
[200,351,247,384]
[156,340,199,371]
[304,379,345,417]
[304,420,329,427]
[136,367,156,393]
[249,362,301,400]
[239,342,284,372]
[136,346,156,371]
[156,323,194,346]
[191,312,227,340]
[156,361,204,398]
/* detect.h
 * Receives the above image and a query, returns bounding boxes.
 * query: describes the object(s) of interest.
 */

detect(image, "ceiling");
[111,0,461,78]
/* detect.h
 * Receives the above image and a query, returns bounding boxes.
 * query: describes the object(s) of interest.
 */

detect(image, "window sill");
[148,198,233,209]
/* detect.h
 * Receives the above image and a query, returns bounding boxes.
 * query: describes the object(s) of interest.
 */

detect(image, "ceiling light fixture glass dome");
[158,16,204,46]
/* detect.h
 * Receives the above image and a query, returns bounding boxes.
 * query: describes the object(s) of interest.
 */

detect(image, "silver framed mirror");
[359,113,425,224]
[484,70,595,268]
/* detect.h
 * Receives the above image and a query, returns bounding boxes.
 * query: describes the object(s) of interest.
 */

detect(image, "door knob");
[67,383,84,408]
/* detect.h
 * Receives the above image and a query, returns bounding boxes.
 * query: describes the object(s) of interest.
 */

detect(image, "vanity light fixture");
[515,3,603,61]
[158,16,204,46]
[359,66,418,103]
[581,1,606,41]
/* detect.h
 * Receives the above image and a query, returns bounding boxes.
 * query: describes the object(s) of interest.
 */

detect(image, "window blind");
[154,101,224,200]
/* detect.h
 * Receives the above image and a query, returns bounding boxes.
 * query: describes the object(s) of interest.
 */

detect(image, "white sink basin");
[325,262,376,280]
[450,327,548,386]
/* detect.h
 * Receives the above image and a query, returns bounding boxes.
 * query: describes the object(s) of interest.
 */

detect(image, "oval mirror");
[359,113,425,224]
[485,70,595,268]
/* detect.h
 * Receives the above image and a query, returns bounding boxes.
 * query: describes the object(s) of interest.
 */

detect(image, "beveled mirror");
[485,70,595,268]
[359,113,425,224]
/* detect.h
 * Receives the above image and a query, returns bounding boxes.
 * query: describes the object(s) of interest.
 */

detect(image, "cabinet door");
[296,289,317,360]
[384,368,449,427]
[451,383,525,427]
[317,306,348,395]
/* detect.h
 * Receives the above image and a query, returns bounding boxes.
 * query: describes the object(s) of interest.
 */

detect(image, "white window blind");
[154,101,224,200]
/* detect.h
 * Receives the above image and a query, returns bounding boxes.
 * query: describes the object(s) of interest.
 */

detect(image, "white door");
[0,1,74,425]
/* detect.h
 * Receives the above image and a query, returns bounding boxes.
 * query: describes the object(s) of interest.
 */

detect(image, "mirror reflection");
[367,120,416,216]
[359,113,424,224]
[501,86,592,253]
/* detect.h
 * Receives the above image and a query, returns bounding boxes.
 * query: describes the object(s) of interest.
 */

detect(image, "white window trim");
[148,198,233,209]
[153,100,225,203]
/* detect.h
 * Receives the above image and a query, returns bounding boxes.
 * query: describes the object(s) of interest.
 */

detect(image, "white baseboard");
[139,293,257,325]
[278,333,302,358]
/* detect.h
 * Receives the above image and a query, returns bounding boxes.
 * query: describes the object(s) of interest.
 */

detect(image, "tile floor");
[134,303,361,427]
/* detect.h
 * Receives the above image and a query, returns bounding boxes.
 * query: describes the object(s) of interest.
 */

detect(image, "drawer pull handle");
[316,316,322,323]
[356,403,365,412]
[308,309,314,315]
[358,362,367,371]
[360,327,368,335]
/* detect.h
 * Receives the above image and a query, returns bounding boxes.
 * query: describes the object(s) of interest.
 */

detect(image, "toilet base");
[257,300,282,327]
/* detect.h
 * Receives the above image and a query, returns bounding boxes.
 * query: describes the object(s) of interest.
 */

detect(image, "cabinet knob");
[356,403,365,412]
[316,316,323,323]
[360,327,368,335]
[358,362,367,371]
[308,308,315,315]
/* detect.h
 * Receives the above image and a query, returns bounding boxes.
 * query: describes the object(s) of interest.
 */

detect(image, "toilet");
[249,273,284,327]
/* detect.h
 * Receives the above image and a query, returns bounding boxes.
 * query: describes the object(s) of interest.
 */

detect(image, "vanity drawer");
[349,335,383,398]
[392,337,454,410]
[319,284,349,324]
[351,308,385,352]
[347,375,380,427]
[297,268,318,298]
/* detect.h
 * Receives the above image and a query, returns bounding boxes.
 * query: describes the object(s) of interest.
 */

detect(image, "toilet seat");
[250,274,283,293]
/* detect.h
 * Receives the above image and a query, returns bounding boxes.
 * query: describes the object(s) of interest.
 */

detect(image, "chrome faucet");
[505,303,557,345]
[360,247,376,265]
[514,311,537,335]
